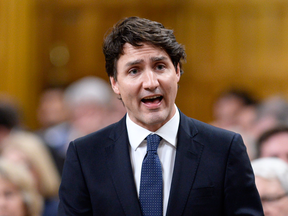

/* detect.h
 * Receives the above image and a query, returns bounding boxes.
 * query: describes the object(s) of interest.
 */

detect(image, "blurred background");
[3,1,288,215]
[2,0,288,130]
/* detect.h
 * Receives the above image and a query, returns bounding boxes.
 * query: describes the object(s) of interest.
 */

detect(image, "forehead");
[263,132,288,147]
[119,43,170,62]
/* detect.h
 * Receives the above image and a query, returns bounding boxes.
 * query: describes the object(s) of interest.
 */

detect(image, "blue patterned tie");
[139,134,163,216]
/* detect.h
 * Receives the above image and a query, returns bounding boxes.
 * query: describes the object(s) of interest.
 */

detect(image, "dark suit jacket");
[58,111,264,216]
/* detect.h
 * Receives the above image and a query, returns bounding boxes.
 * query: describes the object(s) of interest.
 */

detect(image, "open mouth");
[141,95,163,104]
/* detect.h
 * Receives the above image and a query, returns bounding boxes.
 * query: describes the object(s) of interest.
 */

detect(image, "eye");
[155,64,165,70]
[128,68,138,75]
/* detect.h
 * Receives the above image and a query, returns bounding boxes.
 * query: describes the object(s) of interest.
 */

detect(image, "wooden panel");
[176,1,288,122]
[36,2,187,86]
[0,0,39,128]
[3,0,288,128]
[0,0,9,89]
[31,0,288,124]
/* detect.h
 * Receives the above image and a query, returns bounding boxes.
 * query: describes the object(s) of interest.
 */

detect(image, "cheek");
[279,198,288,212]
[261,144,276,156]
[168,82,178,97]
[121,83,139,98]
[10,197,26,216]
[122,92,138,107]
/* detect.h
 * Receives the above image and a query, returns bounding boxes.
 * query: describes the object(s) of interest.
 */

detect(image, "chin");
[145,113,169,126]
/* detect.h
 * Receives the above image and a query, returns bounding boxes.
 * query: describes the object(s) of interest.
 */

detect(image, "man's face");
[110,43,180,132]
[255,176,288,216]
[260,132,288,163]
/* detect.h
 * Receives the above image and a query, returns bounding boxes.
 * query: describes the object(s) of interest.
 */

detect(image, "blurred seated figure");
[252,157,288,216]
[36,87,69,174]
[37,87,68,130]
[256,126,288,163]
[0,158,43,216]
[251,95,288,140]
[1,131,60,216]
[39,76,125,175]
[63,76,118,138]
[211,89,258,160]
[0,93,21,145]
[211,88,257,130]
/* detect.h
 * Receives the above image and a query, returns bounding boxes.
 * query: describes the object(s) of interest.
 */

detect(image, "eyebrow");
[125,56,169,68]
[125,59,144,68]
[151,56,168,62]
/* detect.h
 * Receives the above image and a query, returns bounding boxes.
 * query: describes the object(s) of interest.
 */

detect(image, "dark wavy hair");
[103,16,186,80]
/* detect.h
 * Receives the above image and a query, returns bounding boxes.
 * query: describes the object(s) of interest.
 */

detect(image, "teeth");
[144,96,159,100]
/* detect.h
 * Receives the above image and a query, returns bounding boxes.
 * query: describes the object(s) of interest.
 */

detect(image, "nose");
[142,70,159,90]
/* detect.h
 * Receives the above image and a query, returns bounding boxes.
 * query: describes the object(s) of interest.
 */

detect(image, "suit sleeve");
[224,133,264,216]
[58,141,93,216]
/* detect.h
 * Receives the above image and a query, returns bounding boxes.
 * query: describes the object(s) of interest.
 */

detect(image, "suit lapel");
[166,112,204,216]
[105,116,142,216]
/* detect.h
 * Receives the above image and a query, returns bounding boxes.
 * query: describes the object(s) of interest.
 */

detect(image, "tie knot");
[146,134,161,152]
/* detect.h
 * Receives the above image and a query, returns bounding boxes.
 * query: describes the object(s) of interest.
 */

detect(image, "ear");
[176,63,181,82]
[110,76,120,95]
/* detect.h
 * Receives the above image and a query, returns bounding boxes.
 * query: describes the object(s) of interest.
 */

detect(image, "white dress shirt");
[126,105,179,216]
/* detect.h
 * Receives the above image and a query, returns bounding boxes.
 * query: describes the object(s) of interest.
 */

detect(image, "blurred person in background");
[252,157,288,216]
[256,126,288,163]
[63,76,117,138]
[0,93,21,145]
[0,158,43,216]
[238,95,288,161]
[36,87,70,175]
[250,95,288,141]
[236,101,259,160]
[211,89,259,160]
[37,87,68,130]
[39,76,123,175]
[211,88,258,130]
[1,131,60,216]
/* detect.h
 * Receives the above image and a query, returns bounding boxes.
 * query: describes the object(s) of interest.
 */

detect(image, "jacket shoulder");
[181,113,238,140]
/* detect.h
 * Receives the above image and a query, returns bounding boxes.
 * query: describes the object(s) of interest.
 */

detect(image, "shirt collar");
[126,104,180,151]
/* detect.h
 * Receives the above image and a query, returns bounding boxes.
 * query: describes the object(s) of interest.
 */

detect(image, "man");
[252,157,288,216]
[257,126,288,163]
[58,17,263,216]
